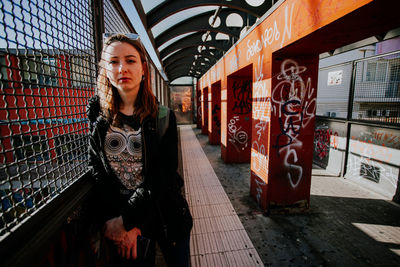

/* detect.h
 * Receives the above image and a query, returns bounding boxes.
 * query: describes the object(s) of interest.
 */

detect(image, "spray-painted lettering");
[246,3,294,61]
[232,80,252,115]
[271,59,315,188]
[228,116,248,152]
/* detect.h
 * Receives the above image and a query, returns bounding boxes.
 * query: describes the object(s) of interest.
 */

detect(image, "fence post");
[92,0,105,64]
[342,61,357,177]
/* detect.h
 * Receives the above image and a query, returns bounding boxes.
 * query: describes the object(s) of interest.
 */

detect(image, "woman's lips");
[119,77,131,82]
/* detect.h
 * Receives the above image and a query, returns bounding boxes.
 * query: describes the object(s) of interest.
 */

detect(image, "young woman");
[86,33,192,266]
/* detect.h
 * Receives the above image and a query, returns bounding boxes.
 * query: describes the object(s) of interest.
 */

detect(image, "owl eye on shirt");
[105,125,142,156]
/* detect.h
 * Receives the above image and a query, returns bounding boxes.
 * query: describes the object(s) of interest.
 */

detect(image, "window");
[19,56,58,86]
[55,134,87,162]
[364,61,388,82]
[387,58,400,97]
[71,56,92,87]
[0,55,9,88]
[14,135,50,162]
[389,58,400,81]
[21,56,38,83]
[0,55,8,81]
[39,57,58,86]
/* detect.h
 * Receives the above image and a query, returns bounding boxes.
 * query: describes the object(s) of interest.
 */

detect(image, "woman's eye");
[127,59,135,63]
[109,60,118,64]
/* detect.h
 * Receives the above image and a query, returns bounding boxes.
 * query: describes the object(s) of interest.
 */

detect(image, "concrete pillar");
[201,87,209,135]
[208,81,221,145]
[250,54,319,210]
[198,0,400,210]
[196,85,202,129]
[221,65,252,163]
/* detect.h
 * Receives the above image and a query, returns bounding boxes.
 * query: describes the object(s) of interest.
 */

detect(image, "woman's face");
[104,41,144,97]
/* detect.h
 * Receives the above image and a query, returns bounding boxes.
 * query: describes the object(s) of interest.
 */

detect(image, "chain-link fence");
[316,62,353,118]
[0,0,170,240]
[316,50,400,125]
[0,0,97,238]
[353,51,400,124]
[103,0,169,106]
[104,0,132,33]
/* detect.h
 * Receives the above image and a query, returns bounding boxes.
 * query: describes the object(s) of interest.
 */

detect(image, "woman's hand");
[119,227,142,259]
[103,216,142,259]
[104,216,125,243]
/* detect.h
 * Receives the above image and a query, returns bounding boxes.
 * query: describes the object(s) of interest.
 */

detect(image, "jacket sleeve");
[88,130,102,181]
[158,110,183,193]
[86,96,106,184]
[88,125,123,222]
[86,100,121,225]
[121,110,184,231]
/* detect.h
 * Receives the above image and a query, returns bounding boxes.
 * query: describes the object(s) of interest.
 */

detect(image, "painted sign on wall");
[197,0,392,209]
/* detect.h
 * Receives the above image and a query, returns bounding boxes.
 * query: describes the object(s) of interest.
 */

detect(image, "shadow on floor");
[193,126,400,267]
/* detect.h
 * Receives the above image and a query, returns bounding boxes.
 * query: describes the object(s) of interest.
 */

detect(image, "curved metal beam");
[168,70,203,82]
[169,74,198,83]
[166,57,213,70]
[155,8,246,48]
[169,63,210,74]
[147,0,269,28]
[160,31,231,60]
[168,68,206,77]
[162,45,222,67]
[166,58,213,74]
[163,46,222,69]
[168,64,208,78]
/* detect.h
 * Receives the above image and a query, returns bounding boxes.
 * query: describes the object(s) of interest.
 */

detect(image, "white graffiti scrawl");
[272,59,315,188]
[228,116,248,152]
[252,54,270,174]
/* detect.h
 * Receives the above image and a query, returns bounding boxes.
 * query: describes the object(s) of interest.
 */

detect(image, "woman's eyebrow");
[108,54,137,59]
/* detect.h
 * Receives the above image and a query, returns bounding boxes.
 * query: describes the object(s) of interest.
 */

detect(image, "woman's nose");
[118,62,127,73]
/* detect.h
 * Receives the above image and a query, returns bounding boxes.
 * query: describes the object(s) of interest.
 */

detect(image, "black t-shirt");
[104,113,143,189]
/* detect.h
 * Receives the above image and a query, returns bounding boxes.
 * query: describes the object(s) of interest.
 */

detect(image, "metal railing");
[0,0,170,246]
[0,0,97,239]
[0,2,172,265]
[316,50,400,125]
[353,52,400,124]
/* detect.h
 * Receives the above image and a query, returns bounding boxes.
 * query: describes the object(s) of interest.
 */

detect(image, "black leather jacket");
[86,96,192,241]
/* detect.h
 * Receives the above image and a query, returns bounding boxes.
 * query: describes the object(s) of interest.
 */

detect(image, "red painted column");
[260,55,318,210]
[249,61,271,210]
[201,87,209,135]
[196,85,202,129]
[221,66,252,163]
[208,81,221,145]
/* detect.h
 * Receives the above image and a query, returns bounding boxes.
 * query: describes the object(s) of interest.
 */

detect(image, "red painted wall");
[0,53,90,163]
[208,81,221,145]
[196,84,202,129]
[223,66,252,163]
[201,87,208,135]
[198,0,399,210]
[268,55,318,207]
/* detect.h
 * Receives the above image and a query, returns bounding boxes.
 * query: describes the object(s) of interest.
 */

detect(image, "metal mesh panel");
[104,0,131,33]
[0,0,96,238]
[316,63,353,118]
[352,52,400,124]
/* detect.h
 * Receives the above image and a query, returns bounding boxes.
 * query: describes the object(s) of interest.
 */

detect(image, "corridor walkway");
[192,126,400,266]
[179,125,263,266]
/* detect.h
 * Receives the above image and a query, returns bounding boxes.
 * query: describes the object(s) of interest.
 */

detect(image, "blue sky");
[119,0,163,70]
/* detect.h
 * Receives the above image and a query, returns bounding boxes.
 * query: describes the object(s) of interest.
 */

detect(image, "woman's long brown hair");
[97,33,157,123]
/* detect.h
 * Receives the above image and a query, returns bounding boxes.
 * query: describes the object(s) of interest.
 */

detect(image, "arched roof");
[132,0,274,82]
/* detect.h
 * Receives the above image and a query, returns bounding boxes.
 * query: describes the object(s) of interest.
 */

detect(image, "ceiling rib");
[154,8,246,48]
[146,0,271,28]
[159,31,231,60]
[132,0,271,82]
[164,46,222,68]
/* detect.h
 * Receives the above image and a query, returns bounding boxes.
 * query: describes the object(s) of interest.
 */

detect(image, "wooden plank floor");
[179,125,263,267]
